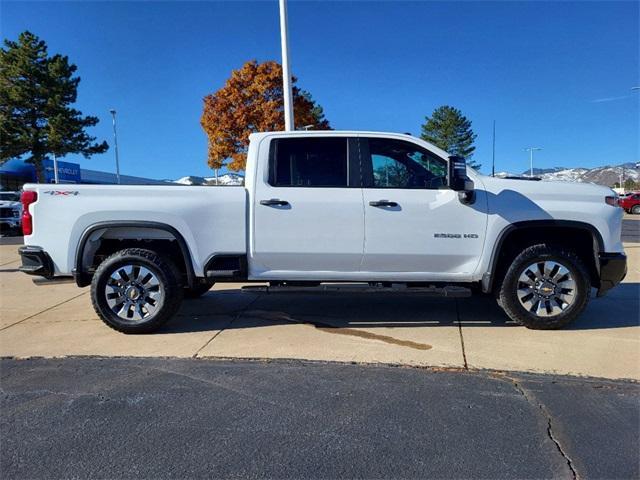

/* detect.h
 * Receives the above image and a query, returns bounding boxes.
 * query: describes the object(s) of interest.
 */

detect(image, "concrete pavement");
[1,217,639,380]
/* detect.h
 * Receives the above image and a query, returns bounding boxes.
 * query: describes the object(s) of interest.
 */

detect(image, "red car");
[619,192,640,214]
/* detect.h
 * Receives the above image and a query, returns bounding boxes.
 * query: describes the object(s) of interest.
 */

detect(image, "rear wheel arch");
[485,220,603,293]
[74,221,196,288]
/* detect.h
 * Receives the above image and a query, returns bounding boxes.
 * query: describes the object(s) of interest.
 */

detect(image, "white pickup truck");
[19,131,626,333]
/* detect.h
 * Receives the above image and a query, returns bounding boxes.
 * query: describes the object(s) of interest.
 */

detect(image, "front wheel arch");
[485,222,601,294]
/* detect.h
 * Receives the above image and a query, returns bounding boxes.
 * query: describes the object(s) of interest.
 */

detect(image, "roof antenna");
[491,120,496,177]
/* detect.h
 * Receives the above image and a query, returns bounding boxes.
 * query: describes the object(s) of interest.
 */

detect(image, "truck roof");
[249,130,450,159]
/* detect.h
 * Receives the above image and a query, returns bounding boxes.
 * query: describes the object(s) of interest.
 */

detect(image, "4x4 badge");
[43,190,79,196]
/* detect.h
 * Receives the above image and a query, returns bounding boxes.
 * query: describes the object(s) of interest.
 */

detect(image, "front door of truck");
[359,136,487,278]
[250,136,364,279]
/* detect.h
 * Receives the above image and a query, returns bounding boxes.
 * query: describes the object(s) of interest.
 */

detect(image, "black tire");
[184,280,215,299]
[632,205,640,215]
[498,244,591,330]
[91,248,184,334]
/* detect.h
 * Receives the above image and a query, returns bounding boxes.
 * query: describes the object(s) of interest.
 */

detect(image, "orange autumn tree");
[200,60,330,172]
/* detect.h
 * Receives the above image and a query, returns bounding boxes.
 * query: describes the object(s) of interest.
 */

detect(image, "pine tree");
[420,106,480,169]
[0,31,108,181]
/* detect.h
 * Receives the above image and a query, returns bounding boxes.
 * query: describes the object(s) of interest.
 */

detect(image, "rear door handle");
[369,200,398,207]
[260,198,289,207]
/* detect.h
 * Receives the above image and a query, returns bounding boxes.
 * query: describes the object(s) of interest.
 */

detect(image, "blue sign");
[42,159,81,184]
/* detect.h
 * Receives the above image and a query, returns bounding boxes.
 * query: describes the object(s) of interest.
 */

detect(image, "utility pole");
[491,120,496,177]
[109,109,121,184]
[524,147,542,177]
[279,0,295,131]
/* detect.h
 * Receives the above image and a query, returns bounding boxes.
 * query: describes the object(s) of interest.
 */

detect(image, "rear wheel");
[91,248,184,334]
[632,205,640,215]
[498,244,591,329]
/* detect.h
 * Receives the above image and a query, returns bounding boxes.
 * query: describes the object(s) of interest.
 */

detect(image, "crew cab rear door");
[359,136,487,279]
[249,135,364,279]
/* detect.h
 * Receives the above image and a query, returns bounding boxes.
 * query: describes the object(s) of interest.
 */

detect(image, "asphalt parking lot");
[2,357,639,479]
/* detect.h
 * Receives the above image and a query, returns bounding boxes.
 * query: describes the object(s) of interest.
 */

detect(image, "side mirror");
[448,155,475,203]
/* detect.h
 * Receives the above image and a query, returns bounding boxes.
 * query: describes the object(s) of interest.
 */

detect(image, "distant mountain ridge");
[496,163,639,187]
[170,163,638,188]
[171,173,244,186]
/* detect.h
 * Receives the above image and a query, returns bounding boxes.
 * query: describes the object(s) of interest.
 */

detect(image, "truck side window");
[270,137,348,187]
[366,138,447,189]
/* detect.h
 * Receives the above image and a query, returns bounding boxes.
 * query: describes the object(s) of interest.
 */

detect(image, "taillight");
[21,191,37,235]
[605,196,619,207]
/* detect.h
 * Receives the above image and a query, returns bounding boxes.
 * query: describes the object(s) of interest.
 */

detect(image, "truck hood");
[473,173,618,225]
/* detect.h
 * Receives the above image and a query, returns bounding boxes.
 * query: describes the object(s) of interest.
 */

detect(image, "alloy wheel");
[516,260,576,317]
[104,264,164,322]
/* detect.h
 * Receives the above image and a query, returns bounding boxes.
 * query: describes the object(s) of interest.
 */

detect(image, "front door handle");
[369,200,398,208]
[260,198,289,207]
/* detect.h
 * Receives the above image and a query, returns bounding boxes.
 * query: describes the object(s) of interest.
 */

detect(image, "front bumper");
[597,252,627,297]
[19,246,54,279]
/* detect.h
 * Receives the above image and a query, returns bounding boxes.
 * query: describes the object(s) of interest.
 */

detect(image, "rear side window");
[269,137,348,187]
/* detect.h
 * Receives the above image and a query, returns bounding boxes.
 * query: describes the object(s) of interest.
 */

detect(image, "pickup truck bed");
[25,185,246,277]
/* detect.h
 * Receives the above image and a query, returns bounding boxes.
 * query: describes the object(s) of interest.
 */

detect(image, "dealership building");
[0,158,166,190]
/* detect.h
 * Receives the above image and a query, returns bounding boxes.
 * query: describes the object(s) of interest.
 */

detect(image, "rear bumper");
[18,246,54,279]
[597,252,627,297]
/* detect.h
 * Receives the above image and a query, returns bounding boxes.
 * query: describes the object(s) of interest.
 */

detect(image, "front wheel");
[498,244,591,329]
[632,205,640,215]
[91,248,184,334]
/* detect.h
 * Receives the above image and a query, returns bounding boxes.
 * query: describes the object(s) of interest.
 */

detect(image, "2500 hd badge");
[434,233,479,239]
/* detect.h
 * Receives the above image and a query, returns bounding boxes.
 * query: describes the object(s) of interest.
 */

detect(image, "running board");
[32,276,75,286]
[241,284,471,297]
[205,270,241,279]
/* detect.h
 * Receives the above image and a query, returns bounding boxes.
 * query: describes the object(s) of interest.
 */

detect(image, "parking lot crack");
[455,299,468,370]
[506,375,579,479]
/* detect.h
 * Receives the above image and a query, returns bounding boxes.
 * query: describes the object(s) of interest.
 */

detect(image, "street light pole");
[52,154,59,184]
[279,0,295,131]
[524,147,542,177]
[109,109,121,185]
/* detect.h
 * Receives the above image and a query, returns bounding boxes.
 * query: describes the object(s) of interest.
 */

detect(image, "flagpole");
[279,0,295,131]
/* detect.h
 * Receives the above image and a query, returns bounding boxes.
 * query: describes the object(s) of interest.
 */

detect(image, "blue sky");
[2,1,638,179]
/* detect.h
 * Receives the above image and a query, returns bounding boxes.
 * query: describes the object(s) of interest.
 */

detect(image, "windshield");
[0,193,20,201]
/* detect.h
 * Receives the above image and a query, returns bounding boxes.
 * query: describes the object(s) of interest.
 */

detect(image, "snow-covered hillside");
[172,173,244,186]
[496,163,639,187]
